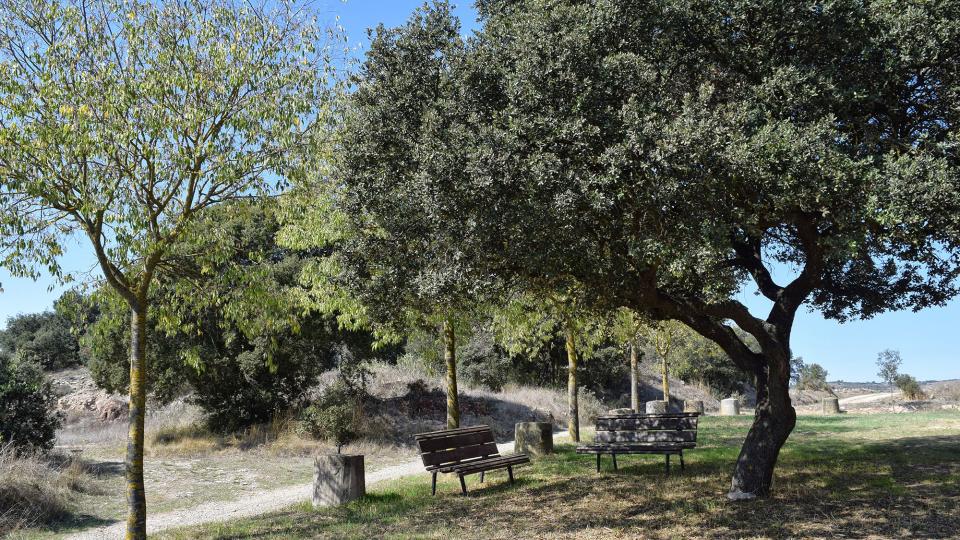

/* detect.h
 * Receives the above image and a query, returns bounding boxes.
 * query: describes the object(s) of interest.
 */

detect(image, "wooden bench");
[415,425,530,495]
[576,413,699,474]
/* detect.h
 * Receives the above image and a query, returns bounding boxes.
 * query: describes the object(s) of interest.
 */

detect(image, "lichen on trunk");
[125,306,148,539]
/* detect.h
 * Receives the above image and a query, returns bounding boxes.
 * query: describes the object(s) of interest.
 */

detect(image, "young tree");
[639,321,682,404]
[0,0,333,535]
[877,349,903,387]
[346,1,960,499]
[492,289,606,442]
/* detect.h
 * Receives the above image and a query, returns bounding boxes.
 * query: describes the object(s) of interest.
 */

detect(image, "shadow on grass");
[155,416,960,540]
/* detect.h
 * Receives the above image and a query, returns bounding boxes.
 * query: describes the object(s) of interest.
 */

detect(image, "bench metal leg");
[507,466,514,484]
[480,471,485,483]
[612,453,618,471]
[459,474,467,495]
[679,452,685,472]
[431,472,437,496]
[596,454,601,473]
[665,454,670,475]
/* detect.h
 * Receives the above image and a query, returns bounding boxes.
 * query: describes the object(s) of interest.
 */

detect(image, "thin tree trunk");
[565,320,579,442]
[661,355,670,403]
[728,350,796,500]
[126,306,148,539]
[630,342,640,412]
[443,319,460,429]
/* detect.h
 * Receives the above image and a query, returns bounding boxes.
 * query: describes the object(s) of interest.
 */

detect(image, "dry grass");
[158,412,960,540]
[0,443,95,536]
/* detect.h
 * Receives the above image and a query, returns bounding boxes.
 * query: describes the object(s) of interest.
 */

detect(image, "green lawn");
[158,412,960,539]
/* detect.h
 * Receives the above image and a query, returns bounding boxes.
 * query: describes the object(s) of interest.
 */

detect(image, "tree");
[0,309,80,370]
[278,1,476,430]
[795,362,832,393]
[491,289,606,442]
[0,0,333,535]
[877,349,903,387]
[0,352,62,451]
[639,320,682,404]
[342,0,960,499]
[894,374,925,400]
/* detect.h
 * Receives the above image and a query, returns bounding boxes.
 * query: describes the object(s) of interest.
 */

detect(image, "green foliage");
[0,310,80,371]
[894,374,925,401]
[82,202,384,431]
[297,380,362,452]
[876,350,903,386]
[0,352,61,451]
[668,327,753,398]
[795,362,832,393]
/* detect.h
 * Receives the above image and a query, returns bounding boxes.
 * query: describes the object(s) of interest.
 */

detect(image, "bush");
[297,380,362,452]
[0,353,62,451]
[796,362,833,393]
[0,311,81,371]
[894,374,926,400]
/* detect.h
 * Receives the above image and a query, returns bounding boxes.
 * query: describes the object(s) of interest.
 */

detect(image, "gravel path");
[838,392,898,405]
[65,435,565,539]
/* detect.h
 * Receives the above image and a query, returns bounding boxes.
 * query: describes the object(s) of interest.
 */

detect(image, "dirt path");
[838,392,898,405]
[65,435,567,539]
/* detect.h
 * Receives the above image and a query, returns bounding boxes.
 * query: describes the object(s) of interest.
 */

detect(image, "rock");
[96,397,128,421]
[645,400,668,414]
[683,400,705,414]
[514,422,553,457]
[822,397,840,414]
[313,454,365,507]
[720,398,740,416]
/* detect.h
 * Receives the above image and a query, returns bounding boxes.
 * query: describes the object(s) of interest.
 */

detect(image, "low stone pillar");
[720,398,740,416]
[822,397,841,414]
[515,422,553,457]
[646,400,668,414]
[313,454,365,507]
[683,400,705,414]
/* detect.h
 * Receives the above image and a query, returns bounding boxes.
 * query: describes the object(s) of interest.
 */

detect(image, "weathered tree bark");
[443,319,460,429]
[630,342,640,412]
[126,304,148,539]
[728,348,795,499]
[565,319,579,442]
[661,354,670,403]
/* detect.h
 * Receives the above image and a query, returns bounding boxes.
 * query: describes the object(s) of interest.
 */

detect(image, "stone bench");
[576,412,699,474]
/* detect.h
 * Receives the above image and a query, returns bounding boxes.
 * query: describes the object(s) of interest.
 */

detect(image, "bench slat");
[441,453,529,474]
[595,417,698,431]
[576,442,695,453]
[594,430,696,443]
[414,425,490,441]
[417,430,495,453]
[421,442,500,467]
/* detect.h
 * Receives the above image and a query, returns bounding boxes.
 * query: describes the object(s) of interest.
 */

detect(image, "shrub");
[297,380,363,452]
[796,362,832,393]
[0,353,62,451]
[894,374,926,400]
[0,311,81,371]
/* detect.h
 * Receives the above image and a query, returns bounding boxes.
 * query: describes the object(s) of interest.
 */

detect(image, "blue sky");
[1,1,957,382]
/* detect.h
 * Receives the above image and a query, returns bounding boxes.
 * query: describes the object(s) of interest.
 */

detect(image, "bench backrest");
[593,413,699,444]
[414,425,500,471]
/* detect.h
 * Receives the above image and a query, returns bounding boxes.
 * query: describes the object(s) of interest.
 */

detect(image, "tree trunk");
[728,350,796,500]
[565,320,579,442]
[443,319,460,429]
[126,306,148,539]
[630,342,640,412]
[661,354,670,403]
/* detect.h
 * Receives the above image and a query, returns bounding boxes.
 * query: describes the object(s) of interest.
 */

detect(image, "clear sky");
[1,1,957,382]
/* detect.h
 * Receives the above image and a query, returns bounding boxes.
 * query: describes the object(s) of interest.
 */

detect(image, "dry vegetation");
[0,444,96,536]
[158,412,960,540]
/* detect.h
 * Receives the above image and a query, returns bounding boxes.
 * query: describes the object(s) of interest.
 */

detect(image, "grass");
[0,444,101,536]
[156,412,960,539]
